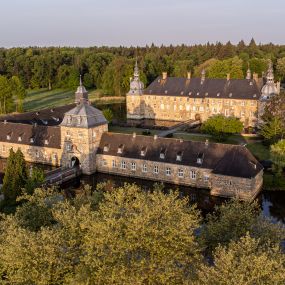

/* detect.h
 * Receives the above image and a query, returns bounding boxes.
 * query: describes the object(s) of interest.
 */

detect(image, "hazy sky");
[1,0,284,47]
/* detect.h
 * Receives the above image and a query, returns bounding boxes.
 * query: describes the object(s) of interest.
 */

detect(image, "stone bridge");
[157,120,200,137]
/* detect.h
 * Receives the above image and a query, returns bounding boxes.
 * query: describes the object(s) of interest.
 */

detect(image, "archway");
[195,113,201,121]
[70,156,80,168]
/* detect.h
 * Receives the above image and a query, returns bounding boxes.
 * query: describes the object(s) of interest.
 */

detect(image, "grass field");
[246,142,270,161]
[24,88,125,112]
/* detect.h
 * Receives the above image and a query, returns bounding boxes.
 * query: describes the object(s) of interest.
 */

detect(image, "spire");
[266,60,274,83]
[134,57,139,80]
[246,63,251,80]
[79,74,83,86]
[201,69,206,84]
[75,74,88,104]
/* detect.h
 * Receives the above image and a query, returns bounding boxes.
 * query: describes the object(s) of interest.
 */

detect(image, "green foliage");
[102,108,113,122]
[276,57,285,81]
[201,114,243,141]
[25,166,45,194]
[200,199,285,253]
[270,139,285,175]
[2,148,28,207]
[82,72,93,88]
[260,116,284,144]
[197,234,285,285]
[11,76,26,112]
[0,75,13,114]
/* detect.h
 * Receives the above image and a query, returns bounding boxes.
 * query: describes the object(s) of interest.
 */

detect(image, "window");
[52,153,57,160]
[66,144,72,151]
[240,111,245,117]
[166,167,171,176]
[77,116,82,125]
[178,169,184,178]
[92,131,97,138]
[30,138,34,143]
[241,101,245,106]
[204,175,209,182]
[78,132,83,139]
[67,116,72,125]
[102,159,107,167]
[142,164,147,173]
[160,149,166,159]
[66,131,70,139]
[118,144,124,154]
[160,104,164,110]
[2,145,6,153]
[176,151,182,162]
[186,105,190,111]
[121,161,126,169]
[141,147,147,157]
[197,153,204,165]
[35,150,40,158]
[103,144,110,152]
[131,162,136,171]
[18,136,22,142]
[6,135,11,141]
[44,139,49,145]
[112,160,116,168]
[190,170,196,180]
[154,165,159,174]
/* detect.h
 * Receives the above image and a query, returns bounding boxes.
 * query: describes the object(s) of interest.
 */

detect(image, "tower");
[126,59,145,120]
[246,64,251,80]
[60,78,108,174]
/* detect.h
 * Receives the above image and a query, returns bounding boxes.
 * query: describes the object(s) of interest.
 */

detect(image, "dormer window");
[103,144,110,152]
[6,134,11,141]
[141,146,147,157]
[160,148,166,159]
[44,139,49,145]
[77,116,82,126]
[117,144,124,154]
[176,151,182,162]
[18,136,22,142]
[30,138,34,143]
[67,116,72,125]
[197,152,204,165]
[217,93,220,97]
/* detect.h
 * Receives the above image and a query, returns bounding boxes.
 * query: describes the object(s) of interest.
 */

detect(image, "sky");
[0,0,284,47]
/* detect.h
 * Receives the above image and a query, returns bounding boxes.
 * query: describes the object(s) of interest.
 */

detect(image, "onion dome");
[261,61,278,100]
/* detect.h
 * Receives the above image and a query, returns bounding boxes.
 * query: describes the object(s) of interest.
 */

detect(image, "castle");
[0,71,264,200]
[126,61,280,128]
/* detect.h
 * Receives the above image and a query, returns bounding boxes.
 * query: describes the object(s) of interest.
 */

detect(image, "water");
[61,172,285,224]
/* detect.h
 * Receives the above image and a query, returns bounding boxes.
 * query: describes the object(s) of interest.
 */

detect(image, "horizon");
[1,0,284,48]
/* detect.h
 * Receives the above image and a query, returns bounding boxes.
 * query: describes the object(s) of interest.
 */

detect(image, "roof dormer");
[176,151,183,162]
[117,144,124,154]
[141,146,147,157]
[160,148,166,159]
[197,152,204,165]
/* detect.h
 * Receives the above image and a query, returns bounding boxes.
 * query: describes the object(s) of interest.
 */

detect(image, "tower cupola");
[75,75,89,104]
[128,59,144,95]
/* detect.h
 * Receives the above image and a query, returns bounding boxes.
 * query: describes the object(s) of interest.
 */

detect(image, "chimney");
[253,72,258,82]
[154,134,158,140]
[162,72,167,80]
[187,71,191,80]
[227,73,230,81]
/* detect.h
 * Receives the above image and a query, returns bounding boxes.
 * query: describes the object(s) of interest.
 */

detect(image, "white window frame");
[166,167,171,176]
[112,160,116,168]
[190,170,196,180]
[142,164,147,173]
[154,165,159,174]
[178,169,184,178]
[204,175,209,182]
[121,161,126,169]
[131,162,136,171]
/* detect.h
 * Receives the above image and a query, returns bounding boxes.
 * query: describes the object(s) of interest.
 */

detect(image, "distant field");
[24,88,125,112]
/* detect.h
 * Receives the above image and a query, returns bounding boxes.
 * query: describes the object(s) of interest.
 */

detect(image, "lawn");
[24,88,125,112]
[246,142,270,161]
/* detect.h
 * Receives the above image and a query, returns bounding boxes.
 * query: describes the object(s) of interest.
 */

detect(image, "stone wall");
[60,124,108,174]
[96,154,263,200]
[211,170,263,200]
[127,94,259,127]
[0,142,62,166]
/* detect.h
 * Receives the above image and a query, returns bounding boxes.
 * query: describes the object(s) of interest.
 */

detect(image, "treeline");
[1,39,285,97]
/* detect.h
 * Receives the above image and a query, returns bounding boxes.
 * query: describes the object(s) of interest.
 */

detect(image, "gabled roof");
[98,133,263,178]
[144,76,261,100]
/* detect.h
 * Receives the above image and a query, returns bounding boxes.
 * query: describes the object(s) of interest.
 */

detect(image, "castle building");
[126,62,280,128]
[0,78,263,200]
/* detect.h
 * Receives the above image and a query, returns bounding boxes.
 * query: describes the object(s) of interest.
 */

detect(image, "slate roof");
[144,76,261,100]
[0,104,76,126]
[60,102,108,128]
[0,122,61,149]
[98,133,263,178]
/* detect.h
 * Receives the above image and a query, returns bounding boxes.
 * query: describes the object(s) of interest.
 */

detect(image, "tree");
[260,116,284,144]
[197,234,285,285]
[276,57,285,81]
[0,75,13,114]
[199,199,285,253]
[201,115,243,141]
[270,140,285,175]
[83,73,93,88]
[1,148,28,207]
[102,108,113,123]
[11,75,26,112]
